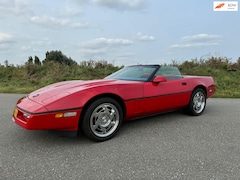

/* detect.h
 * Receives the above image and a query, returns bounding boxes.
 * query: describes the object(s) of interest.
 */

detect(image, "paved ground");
[1,94,240,179]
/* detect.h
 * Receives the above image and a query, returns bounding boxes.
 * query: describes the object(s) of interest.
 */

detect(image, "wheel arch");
[79,93,126,126]
[193,85,207,96]
[183,85,207,116]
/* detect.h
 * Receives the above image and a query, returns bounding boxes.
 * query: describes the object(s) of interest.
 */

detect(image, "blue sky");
[0,0,239,66]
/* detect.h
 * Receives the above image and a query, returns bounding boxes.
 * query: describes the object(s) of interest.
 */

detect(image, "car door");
[143,67,192,115]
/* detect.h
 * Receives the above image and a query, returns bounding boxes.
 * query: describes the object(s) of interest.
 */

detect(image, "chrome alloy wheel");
[192,91,206,114]
[90,103,120,138]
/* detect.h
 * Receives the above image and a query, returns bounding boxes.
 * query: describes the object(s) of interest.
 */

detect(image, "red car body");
[12,65,215,141]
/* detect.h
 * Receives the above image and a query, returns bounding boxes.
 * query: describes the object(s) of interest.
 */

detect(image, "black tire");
[81,97,123,142]
[183,88,206,116]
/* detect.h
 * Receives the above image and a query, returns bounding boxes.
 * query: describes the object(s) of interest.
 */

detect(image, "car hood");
[27,79,142,110]
[28,79,114,101]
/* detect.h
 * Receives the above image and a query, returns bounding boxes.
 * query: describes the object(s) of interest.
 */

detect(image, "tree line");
[26,50,77,66]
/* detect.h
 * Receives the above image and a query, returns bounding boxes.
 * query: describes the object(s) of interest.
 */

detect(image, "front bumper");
[12,107,82,131]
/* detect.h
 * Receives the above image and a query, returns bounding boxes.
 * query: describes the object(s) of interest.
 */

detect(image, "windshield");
[105,65,159,81]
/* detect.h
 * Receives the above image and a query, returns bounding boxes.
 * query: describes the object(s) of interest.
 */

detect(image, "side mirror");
[152,76,167,83]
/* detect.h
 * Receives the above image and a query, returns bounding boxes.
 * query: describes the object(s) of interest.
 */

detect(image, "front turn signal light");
[55,113,64,118]
[55,112,77,118]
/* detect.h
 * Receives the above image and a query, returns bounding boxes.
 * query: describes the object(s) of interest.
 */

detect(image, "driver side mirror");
[152,76,167,83]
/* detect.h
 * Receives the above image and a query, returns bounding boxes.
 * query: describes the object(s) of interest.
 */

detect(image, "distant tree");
[34,56,41,65]
[28,56,33,63]
[4,60,9,67]
[25,56,40,76]
[43,50,77,66]
[237,57,240,64]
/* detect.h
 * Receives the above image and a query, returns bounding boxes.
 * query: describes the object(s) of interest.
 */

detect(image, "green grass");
[1,58,240,98]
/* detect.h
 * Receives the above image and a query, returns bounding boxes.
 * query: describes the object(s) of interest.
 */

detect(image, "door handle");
[182,82,187,85]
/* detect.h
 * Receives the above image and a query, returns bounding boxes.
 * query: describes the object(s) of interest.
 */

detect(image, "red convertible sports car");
[12,65,215,141]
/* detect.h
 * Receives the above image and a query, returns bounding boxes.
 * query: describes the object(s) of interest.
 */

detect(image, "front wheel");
[183,88,206,116]
[81,97,123,142]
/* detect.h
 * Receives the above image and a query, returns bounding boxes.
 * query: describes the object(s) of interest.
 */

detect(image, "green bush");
[1,56,240,98]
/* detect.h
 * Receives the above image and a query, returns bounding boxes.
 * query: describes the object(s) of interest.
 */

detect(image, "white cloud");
[19,37,52,55]
[65,7,83,16]
[30,16,69,27]
[170,33,221,49]
[21,45,31,51]
[31,38,52,46]
[181,34,220,42]
[13,0,30,15]
[170,42,219,48]
[137,32,155,41]
[80,47,108,55]
[80,37,133,56]
[0,33,15,43]
[30,15,88,29]
[81,37,133,48]
[92,0,147,10]
[71,0,148,11]
[0,0,34,16]
[70,22,89,28]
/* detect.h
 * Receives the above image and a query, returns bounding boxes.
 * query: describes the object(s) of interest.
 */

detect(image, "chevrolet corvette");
[12,65,215,141]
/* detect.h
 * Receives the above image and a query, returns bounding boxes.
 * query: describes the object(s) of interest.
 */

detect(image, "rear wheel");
[81,97,123,142]
[183,88,206,116]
